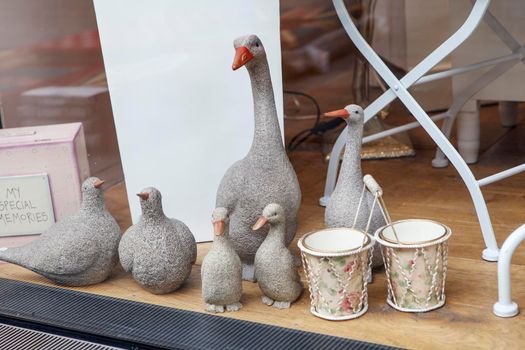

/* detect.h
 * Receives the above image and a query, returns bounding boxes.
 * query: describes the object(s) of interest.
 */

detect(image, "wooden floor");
[0,104,523,349]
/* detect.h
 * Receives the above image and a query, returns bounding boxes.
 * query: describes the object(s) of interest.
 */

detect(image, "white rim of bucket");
[298,228,375,257]
[387,297,445,313]
[374,219,452,249]
[302,228,369,253]
[310,304,369,320]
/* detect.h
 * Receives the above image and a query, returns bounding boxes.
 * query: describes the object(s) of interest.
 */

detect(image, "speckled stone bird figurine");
[119,187,195,294]
[201,207,243,313]
[0,177,121,286]
[252,203,303,309]
[216,34,302,282]
[324,104,385,267]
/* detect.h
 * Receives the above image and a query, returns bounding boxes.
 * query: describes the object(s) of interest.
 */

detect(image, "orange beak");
[252,216,268,231]
[137,192,149,201]
[213,220,225,236]
[93,179,105,189]
[232,46,254,70]
[324,108,350,119]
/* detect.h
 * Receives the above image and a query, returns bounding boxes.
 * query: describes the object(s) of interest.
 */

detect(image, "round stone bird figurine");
[0,177,121,286]
[216,34,302,281]
[323,104,386,267]
[118,187,196,294]
[201,207,243,313]
[252,203,303,309]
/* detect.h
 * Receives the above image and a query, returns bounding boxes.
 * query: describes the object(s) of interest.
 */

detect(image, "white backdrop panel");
[93,0,283,241]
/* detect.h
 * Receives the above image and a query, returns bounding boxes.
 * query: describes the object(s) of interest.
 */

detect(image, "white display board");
[93,1,283,241]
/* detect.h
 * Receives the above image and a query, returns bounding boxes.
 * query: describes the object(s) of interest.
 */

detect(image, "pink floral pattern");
[384,244,447,310]
[304,251,370,318]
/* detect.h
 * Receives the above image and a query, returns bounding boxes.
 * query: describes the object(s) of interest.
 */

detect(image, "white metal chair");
[321,0,525,263]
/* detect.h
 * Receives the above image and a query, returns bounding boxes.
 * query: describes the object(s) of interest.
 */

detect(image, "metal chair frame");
[321,0,525,262]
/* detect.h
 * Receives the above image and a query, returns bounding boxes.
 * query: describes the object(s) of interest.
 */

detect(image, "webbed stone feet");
[261,295,291,309]
[261,295,274,306]
[226,302,243,312]
[273,301,291,309]
[205,303,225,313]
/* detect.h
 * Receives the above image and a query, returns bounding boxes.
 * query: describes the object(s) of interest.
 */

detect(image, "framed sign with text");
[0,174,55,237]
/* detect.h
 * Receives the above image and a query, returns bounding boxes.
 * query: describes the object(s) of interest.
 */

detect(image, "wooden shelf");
[0,105,523,348]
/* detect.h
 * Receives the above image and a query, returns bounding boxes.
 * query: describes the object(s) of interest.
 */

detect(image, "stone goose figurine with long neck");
[0,177,121,286]
[324,105,385,267]
[119,187,195,294]
[216,34,302,281]
[201,207,243,313]
[252,203,303,309]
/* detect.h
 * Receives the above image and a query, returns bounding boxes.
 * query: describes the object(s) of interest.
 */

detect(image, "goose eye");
[255,42,259,48]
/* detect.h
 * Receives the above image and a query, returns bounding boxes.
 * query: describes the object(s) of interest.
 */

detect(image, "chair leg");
[433,101,481,168]
[493,224,525,317]
[457,100,481,164]
[431,117,454,168]
[499,101,519,127]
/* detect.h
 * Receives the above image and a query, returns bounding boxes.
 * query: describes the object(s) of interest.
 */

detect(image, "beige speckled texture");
[0,177,121,286]
[216,35,302,280]
[324,105,385,267]
[201,207,243,313]
[119,187,195,294]
[254,204,303,309]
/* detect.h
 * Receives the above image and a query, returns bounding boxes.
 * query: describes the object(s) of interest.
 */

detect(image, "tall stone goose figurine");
[216,34,302,281]
[323,105,385,267]
[0,177,121,286]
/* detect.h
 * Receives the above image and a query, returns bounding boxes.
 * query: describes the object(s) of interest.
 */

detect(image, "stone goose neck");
[339,122,364,185]
[141,205,168,225]
[246,58,284,156]
[80,193,105,213]
[214,233,232,247]
[266,222,286,246]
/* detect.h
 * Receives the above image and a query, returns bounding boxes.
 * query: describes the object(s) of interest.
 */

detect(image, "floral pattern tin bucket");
[375,219,452,313]
[298,228,374,320]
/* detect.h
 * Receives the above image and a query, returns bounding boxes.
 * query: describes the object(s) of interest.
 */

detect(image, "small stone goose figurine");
[323,104,385,267]
[201,207,243,313]
[216,34,302,282]
[119,187,195,294]
[0,177,121,286]
[252,203,303,309]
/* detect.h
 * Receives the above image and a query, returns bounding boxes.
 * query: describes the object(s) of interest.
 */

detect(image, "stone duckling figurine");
[119,187,195,294]
[323,104,385,267]
[216,34,302,281]
[0,177,121,286]
[252,203,303,309]
[201,207,243,313]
